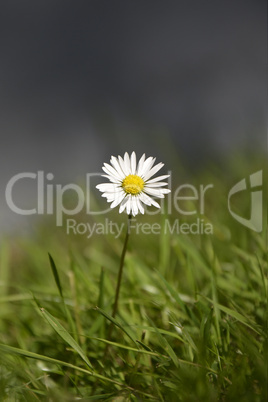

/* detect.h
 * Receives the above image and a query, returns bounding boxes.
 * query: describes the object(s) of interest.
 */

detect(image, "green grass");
[0,159,267,401]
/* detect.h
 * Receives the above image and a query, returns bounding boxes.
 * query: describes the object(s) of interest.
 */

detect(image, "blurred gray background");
[0,0,266,233]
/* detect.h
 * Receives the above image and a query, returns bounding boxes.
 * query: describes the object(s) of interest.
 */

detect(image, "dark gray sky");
[0,0,266,232]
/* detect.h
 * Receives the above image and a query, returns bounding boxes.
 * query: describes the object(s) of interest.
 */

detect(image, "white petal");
[145,187,170,197]
[101,189,124,199]
[143,163,164,181]
[124,152,131,175]
[145,182,169,187]
[119,205,126,214]
[102,165,122,180]
[138,192,152,206]
[146,174,170,184]
[139,157,155,178]
[143,187,165,198]
[130,151,137,174]
[96,183,121,192]
[119,194,131,213]
[110,156,125,179]
[139,192,160,208]
[126,197,132,215]
[131,196,139,216]
[159,188,171,194]
[101,188,123,195]
[137,153,146,176]
[101,193,116,200]
[118,155,128,176]
[102,194,116,202]
[102,164,117,176]
[110,192,126,208]
[136,197,144,214]
[101,175,121,184]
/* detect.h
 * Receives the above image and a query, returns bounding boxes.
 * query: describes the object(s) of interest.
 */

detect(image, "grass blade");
[48,253,63,298]
[94,306,138,345]
[146,316,179,367]
[202,296,262,335]
[0,343,128,387]
[40,308,92,369]
[155,270,187,314]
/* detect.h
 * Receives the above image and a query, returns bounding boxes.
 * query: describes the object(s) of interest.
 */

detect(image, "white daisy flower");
[96,152,171,216]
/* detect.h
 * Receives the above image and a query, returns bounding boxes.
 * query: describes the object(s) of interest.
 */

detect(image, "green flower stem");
[111,214,132,319]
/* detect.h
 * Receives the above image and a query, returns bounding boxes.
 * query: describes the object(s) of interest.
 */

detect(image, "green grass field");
[0,156,267,401]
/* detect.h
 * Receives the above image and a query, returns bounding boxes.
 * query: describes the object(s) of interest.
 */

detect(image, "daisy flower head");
[96,152,171,216]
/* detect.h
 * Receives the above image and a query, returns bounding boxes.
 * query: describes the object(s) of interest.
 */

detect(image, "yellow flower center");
[122,174,144,195]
